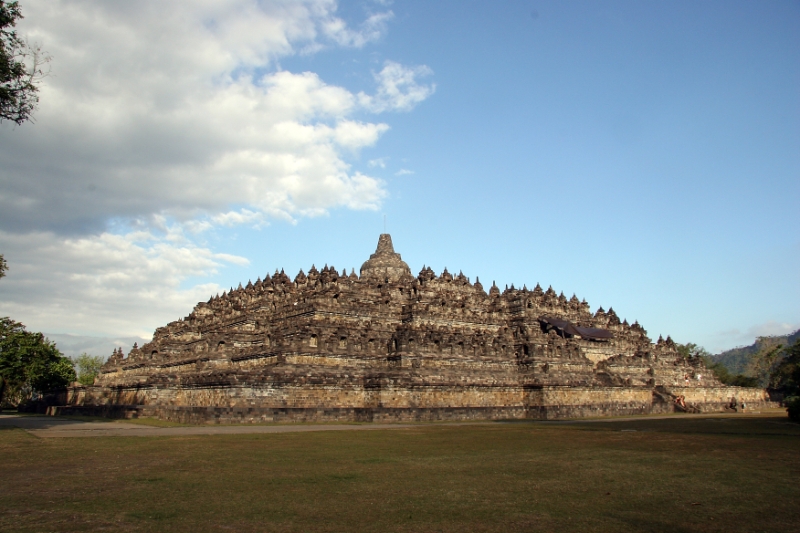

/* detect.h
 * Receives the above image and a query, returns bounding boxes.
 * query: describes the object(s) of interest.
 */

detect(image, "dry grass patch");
[0,415,798,532]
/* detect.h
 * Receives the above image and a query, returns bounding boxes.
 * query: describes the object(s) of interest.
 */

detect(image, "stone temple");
[69,234,769,422]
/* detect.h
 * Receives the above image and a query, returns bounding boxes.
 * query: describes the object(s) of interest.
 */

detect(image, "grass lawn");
[1,414,798,532]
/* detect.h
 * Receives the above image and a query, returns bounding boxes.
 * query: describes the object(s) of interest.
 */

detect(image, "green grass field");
[1,414,798,532]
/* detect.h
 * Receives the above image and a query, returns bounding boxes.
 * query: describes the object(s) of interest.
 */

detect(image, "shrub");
[784,396,800,423]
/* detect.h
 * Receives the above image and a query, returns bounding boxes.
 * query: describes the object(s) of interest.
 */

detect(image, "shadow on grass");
[566,416,800,439]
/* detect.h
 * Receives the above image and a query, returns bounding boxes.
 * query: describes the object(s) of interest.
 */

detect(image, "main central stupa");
[71,234,769,422]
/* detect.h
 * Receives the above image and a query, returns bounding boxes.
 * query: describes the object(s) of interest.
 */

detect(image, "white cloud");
[0,1,429,235]
[368,157,388,168]
[0,229,242,338]
[395,168,414,176]
[0,1,435,338]
[322,10,394,48]
[212,209,264,228]
[0,67,390,233]
[42,333,151,360]
[746,321,799,339]
[713,321,800,352]
[359,61,436,113]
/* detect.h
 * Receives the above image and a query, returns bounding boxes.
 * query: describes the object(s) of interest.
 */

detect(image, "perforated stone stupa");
[69,234,770,422]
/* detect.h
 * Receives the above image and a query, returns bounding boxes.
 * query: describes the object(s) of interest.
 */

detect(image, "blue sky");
[0,1,797,354]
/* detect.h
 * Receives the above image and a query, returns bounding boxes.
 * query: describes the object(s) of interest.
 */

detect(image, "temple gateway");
[69,234,769,422]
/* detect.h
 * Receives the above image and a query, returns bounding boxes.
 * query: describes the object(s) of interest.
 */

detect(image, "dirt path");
[0,410,781,438]
[0,414,437,438]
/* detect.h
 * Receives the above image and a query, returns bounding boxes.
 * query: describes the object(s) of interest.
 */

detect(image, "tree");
[0,231,75,407]
[0,317,75,407]
[747,343,785,388]
[677,341,754,385]
[1,0,49,125]
[770,339,800,395]
[700,356,759,386]
[769,339,800,422]
[677,341,762,387]
[675,342,711,360]
[72,353,104,386]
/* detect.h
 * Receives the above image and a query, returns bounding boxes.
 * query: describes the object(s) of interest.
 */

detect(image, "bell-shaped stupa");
[359,234,411,282]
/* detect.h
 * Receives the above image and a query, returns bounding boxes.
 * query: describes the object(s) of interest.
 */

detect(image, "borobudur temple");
[65,234,770,423]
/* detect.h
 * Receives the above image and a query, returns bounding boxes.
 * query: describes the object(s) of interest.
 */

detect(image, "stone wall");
[65,379,772,423]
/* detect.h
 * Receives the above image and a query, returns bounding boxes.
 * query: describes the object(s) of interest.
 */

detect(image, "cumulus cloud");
[358,61,436,113]
[0,229,241,337]
[0,1,435,337]
[0,1,434,235]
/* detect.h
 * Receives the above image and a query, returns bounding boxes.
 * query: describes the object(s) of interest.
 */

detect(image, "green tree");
[675,342,711,360]
[770,339,800,395]
[0,253,6,278]
[72,352,103,386]
[725,373,758,388]
[769,339,800,422]
[676,341,763,387]
[0,317,75,407]
[1,0,49,124]
[747,343,785,388]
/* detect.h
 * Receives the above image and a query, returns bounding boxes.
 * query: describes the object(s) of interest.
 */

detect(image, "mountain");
[712,329,800,375]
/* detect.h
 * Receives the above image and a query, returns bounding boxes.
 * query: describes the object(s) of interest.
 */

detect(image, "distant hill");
[712,329,800,375]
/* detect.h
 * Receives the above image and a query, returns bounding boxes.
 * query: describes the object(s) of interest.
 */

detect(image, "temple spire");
[359,234,411,282]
